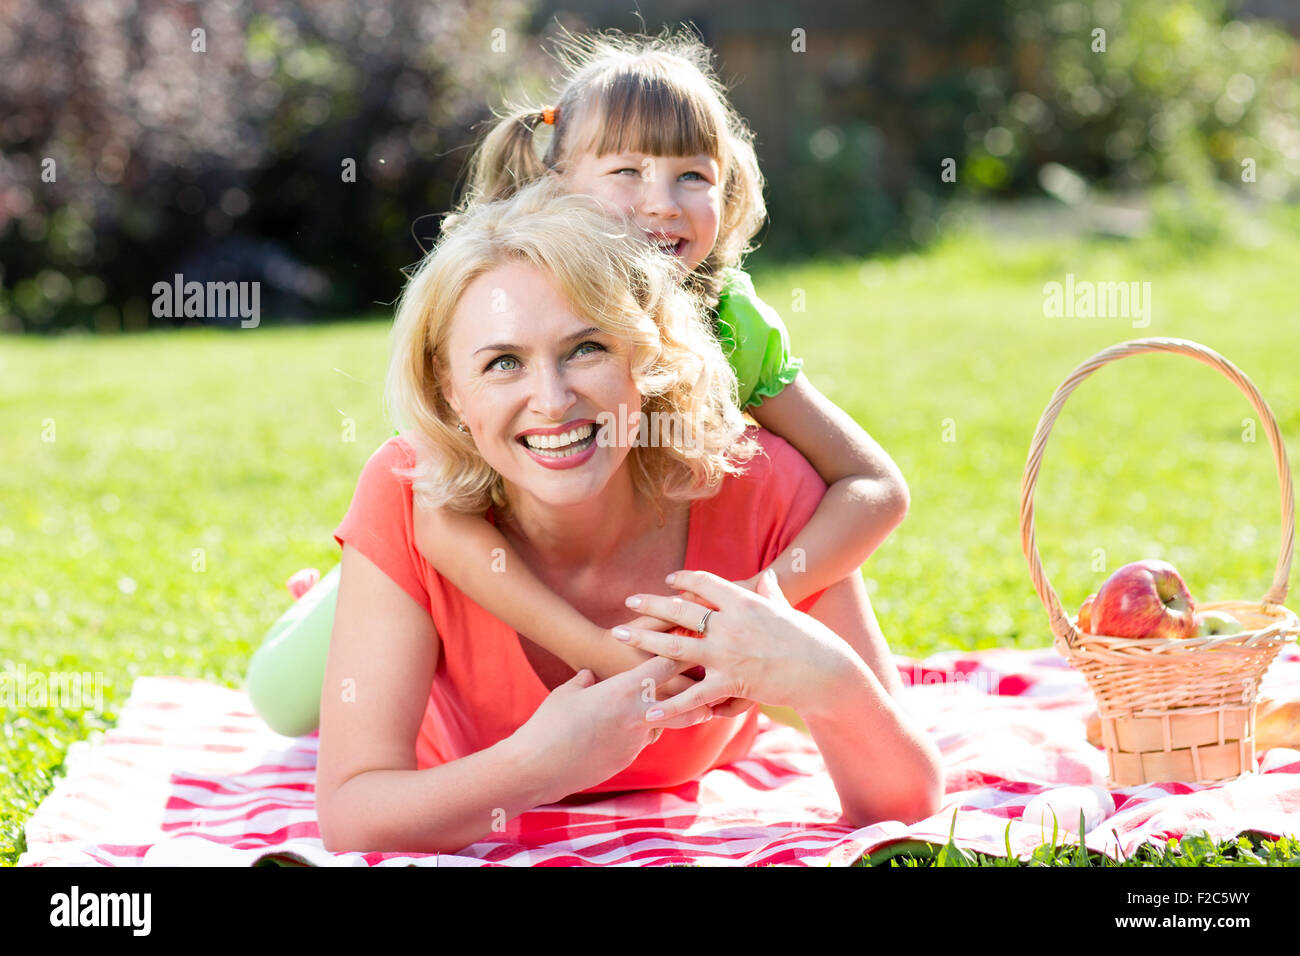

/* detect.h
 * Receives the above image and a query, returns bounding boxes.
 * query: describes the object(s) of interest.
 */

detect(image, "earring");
[457,421,468,433]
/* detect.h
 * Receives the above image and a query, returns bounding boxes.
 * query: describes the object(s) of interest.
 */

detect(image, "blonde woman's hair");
[447,25,766,309]
[385,175,759,518]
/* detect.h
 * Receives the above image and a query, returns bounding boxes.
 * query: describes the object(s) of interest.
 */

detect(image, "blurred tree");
[3,0,1298,327]
[966,0,1300,202]
[0,0,541,332]
[752,0,1299,261]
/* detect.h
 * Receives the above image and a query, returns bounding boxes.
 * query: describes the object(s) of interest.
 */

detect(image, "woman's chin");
[498,441,626,507]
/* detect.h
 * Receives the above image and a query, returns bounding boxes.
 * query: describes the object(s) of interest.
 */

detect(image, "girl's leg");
[245,564,339,737]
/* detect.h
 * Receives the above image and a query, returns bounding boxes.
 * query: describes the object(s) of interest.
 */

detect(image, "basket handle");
[1020,337,1296,646]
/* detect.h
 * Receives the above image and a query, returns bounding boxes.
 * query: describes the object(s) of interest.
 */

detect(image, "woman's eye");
[680,170,704,181]
[614,167,641,176]
[572,341,605,358]
[487,355,520,372]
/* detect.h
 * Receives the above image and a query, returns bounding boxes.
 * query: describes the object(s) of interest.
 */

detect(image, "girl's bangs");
[575,72,722,160]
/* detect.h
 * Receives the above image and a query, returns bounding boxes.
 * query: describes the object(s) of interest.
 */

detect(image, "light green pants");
[245,564,339,738]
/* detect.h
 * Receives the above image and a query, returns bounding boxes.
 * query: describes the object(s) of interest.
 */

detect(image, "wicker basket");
[1019,338,1299,788]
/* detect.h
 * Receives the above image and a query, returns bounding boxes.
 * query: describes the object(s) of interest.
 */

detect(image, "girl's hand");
[617,568,853,722]
[514,656,716,804]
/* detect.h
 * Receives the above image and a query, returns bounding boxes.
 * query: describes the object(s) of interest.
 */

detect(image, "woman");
[315,178,942,853]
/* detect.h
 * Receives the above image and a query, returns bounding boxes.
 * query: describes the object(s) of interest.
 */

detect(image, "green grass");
[864,831,1300,867]
[4,204,1300,866]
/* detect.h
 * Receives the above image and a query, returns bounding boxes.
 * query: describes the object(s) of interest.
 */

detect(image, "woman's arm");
[797,573,943,826]
[747,373,910,606]
[317,543,714,853]
[315,543,555,853]
[618,569,943,828]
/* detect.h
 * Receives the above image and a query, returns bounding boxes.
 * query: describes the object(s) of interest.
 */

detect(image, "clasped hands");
[613,567,847,725]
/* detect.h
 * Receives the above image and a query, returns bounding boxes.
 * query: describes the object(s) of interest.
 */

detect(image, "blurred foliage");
[2,0,1299,328]
[762,0,1300,261]
[0,0,542,332]
[970,0,1300,197]
[761,0,1011,259]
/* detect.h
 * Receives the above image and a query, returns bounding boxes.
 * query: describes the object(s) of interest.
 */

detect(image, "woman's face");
[440,259,643,510]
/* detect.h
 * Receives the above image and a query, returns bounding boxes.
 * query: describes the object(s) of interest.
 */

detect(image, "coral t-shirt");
[332,427,828,794]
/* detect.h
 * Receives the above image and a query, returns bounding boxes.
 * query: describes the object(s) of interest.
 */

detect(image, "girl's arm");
[412,502,692,692]
[746,371,910,607]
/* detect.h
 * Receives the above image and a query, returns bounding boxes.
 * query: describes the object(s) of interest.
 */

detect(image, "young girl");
[246,28,909,734]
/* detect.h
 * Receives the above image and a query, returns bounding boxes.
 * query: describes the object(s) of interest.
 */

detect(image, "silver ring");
[695,608,712,634]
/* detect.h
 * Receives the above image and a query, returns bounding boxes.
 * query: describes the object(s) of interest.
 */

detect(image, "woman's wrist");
[502,726,569,808]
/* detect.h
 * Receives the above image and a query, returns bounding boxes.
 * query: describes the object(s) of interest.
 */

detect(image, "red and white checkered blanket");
[19,645,1300,866]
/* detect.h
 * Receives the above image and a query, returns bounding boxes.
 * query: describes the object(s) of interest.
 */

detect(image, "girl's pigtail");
[461,107,552,209]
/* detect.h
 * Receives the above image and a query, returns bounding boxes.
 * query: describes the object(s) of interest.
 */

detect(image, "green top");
[392,267,802,436]
[713,267,803,410]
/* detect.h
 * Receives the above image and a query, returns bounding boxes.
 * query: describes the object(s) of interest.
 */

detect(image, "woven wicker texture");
[1019,338,1298,786]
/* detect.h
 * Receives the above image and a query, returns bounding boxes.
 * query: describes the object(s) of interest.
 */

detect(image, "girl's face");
[440,259,643,511]
[561,146,721,274]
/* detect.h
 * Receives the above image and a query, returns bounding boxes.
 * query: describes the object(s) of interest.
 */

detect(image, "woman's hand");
[512,655,717,804]
[600,613,707,699]
[616,568,853,722]
[616,579,765,720]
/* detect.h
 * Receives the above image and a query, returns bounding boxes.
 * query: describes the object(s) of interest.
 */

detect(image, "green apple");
[1195,610,1244,637]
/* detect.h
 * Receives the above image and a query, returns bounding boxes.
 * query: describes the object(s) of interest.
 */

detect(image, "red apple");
[1077,593,1097,634]
[1090,560,1197,640]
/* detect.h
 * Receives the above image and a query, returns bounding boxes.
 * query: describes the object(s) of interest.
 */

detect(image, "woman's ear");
[440,382,462,420]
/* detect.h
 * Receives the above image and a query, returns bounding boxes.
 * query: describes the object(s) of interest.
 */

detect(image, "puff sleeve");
[332,438,432,617]
[713,268,804,410]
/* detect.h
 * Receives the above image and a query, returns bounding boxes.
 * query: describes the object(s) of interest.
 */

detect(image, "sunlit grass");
[4,206,1298,865]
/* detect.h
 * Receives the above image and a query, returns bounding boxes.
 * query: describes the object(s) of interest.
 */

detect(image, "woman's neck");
[494,469,665,571]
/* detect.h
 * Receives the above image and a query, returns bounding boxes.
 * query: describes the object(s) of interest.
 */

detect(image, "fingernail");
[665,573,676,586]
[646,708,664,721]
[625,595,642,608]
[612,626,631,641]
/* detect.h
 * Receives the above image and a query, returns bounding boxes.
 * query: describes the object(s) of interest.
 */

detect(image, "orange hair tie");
[541,106,557,126]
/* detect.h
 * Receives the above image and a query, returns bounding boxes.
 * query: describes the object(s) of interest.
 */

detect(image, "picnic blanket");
[18,644,1300,867]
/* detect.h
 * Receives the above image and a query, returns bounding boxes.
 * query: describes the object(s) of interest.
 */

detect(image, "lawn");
[4,203,1299,866]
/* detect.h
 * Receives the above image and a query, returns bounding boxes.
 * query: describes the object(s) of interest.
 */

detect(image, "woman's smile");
[516,419,601,469]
